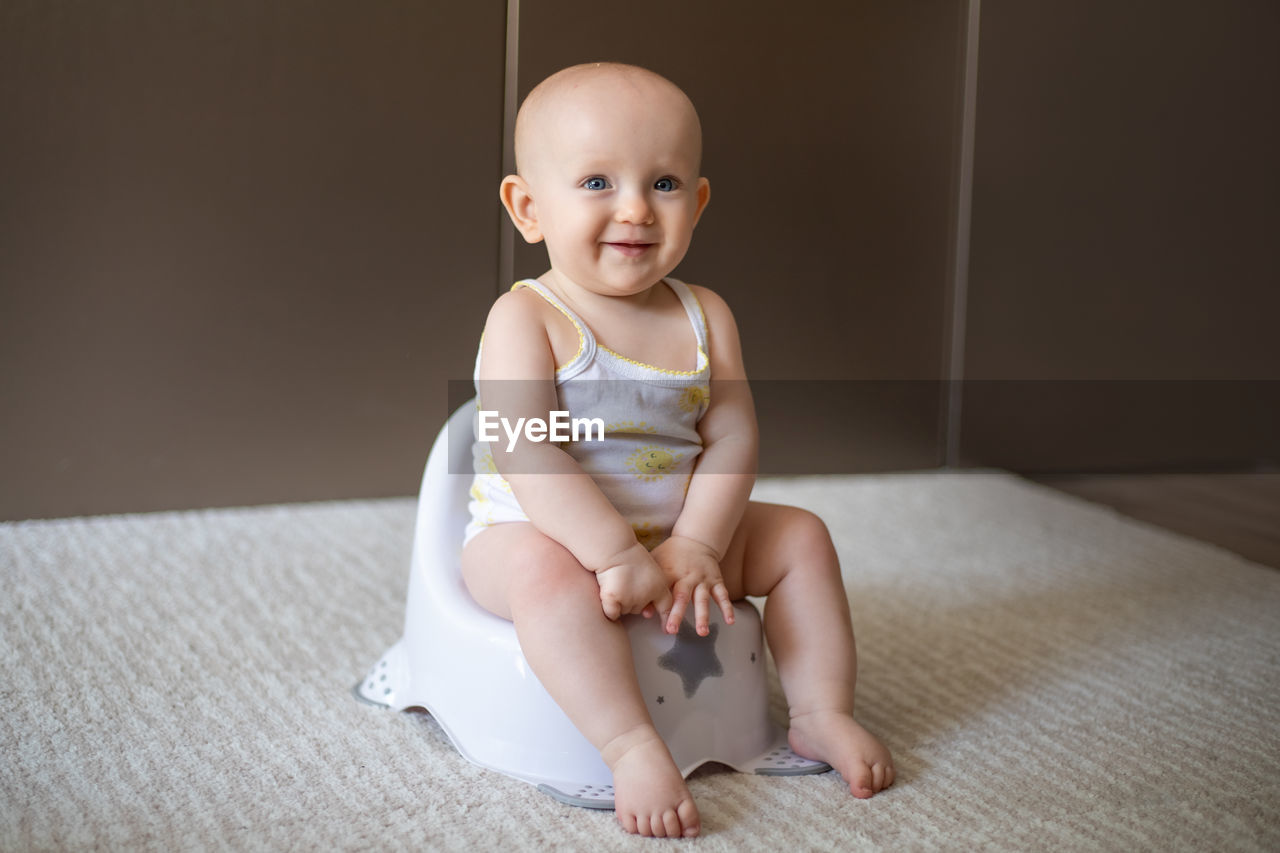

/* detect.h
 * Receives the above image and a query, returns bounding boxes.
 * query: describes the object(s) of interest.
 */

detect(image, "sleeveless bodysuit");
[463,278,711,550]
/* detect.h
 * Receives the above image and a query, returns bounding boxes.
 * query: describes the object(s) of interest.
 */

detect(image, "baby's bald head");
[513,63,703,180]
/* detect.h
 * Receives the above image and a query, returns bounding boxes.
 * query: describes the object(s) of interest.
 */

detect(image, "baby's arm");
[653,286,759,634]
[476,290,673,622]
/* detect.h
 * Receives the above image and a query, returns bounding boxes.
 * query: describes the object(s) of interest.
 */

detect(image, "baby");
[461,62,893,838]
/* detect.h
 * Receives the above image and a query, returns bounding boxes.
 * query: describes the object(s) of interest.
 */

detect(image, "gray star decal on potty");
[658,620,724,697]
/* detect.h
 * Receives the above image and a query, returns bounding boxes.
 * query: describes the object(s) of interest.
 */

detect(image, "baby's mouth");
[604,242,654,258]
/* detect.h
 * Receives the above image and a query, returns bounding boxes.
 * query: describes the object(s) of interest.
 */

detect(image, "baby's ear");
[499,175,543,244]
[692,177,711,227]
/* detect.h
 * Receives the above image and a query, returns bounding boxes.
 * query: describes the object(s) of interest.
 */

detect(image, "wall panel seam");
[497,0,520,296]
[943,0,981,466]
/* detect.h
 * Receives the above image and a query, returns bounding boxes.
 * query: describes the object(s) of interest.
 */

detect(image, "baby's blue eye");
[582,177,609,191]
[654,177,678,192]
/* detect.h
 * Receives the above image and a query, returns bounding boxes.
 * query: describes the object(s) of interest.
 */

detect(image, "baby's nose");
[614,191,654,225]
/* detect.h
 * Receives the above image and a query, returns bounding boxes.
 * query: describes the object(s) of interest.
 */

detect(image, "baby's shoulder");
[685,283,726,309]
[684,284,737,329]
[484,286,561,334]
[480,286,579,371]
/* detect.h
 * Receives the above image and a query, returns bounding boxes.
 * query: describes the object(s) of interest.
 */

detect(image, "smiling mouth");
[605,242,654,258]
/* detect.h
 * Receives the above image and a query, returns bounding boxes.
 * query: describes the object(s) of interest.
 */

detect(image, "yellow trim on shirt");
[598,345,709,377]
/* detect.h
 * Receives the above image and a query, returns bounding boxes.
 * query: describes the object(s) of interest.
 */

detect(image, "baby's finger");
[654,587,675,631]
[600,593,621,621]
[712,582,735,625]
[693,585,711,636]
[666,586,690,634]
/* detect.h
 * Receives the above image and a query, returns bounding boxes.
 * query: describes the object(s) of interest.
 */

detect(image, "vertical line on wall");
[497,0,520,295]
[943,0,981,467]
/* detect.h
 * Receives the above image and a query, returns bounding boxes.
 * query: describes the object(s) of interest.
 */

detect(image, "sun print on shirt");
[468,479,497,527]
[632,522,664,551]
[477,451,513,493]
[678,384,709,414]
[627,446,682,481]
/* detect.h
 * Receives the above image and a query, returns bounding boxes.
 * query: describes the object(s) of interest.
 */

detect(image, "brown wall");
[959,0,1280,470]
[2,1,1276,520]
[1,1,507,518]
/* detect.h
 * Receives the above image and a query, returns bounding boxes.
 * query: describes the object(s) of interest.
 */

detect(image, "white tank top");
[463,278,711,550]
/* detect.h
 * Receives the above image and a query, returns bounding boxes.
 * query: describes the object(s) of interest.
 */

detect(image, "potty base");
[355,617,831,811]
[356,670,829,812]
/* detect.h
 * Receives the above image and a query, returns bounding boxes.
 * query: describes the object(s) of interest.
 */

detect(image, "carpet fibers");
[3,472,1278,851]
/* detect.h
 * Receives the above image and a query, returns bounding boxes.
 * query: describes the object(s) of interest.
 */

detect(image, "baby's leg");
[462,523,699,837]
[720,502,895,798]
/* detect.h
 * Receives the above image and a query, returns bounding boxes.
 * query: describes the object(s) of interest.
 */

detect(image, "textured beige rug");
[3,471,1278,851]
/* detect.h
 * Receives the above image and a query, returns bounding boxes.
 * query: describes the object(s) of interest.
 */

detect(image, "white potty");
[356,401,829,808]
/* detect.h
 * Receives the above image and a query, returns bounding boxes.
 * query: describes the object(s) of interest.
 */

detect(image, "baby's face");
[517,73,709,299]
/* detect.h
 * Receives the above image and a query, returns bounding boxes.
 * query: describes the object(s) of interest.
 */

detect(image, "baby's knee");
[773,508,845,590]
[783,506,837,560]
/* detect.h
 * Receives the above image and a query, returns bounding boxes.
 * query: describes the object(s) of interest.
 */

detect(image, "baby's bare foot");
[788,710,895,798]
[602,725,700,838]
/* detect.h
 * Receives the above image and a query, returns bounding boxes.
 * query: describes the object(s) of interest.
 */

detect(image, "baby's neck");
[539,272,696,373]
[540,271,666,311]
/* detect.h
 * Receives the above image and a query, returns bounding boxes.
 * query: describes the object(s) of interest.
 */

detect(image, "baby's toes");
[678,798,701,837]
[847,762,876,798]
[876,761,896,791]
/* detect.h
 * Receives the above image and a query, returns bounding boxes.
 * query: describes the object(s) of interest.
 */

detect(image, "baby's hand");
[595,543,674,624]
[650,535,735,636]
